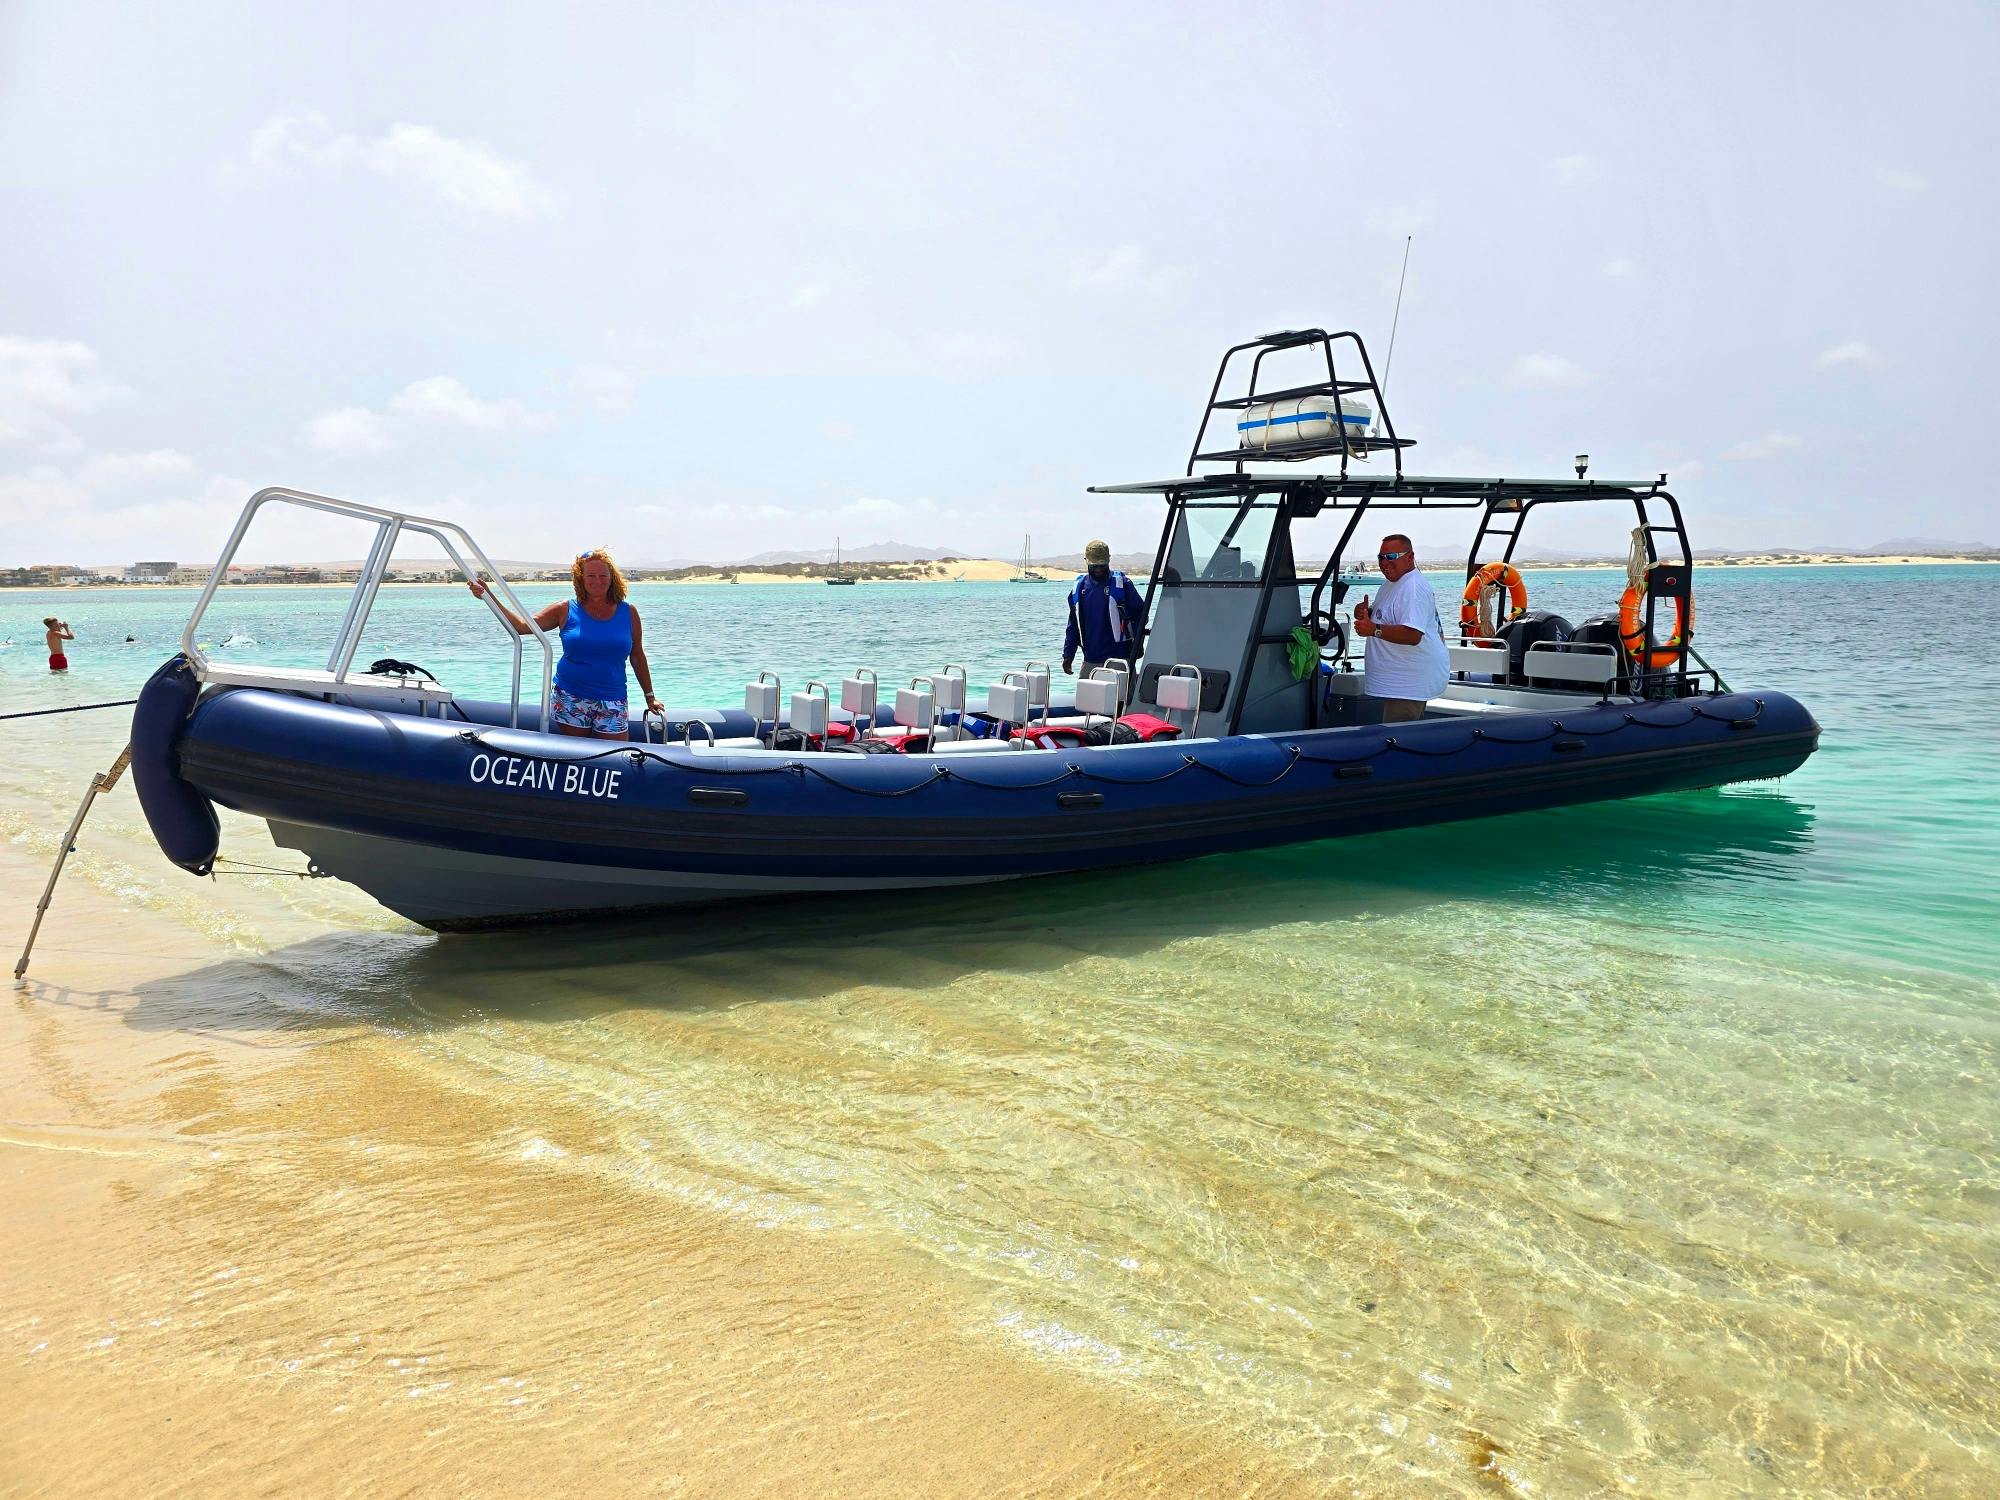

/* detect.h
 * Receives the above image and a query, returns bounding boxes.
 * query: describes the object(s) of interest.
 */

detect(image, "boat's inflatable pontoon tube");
[130,655,220,874]
[167,678,1820,927]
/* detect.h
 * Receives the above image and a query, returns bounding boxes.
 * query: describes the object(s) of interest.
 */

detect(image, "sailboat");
[1010,534,1046,582]
[825,536,857,585]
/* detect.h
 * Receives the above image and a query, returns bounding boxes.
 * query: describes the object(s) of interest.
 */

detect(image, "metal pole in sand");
[14,743,133,981]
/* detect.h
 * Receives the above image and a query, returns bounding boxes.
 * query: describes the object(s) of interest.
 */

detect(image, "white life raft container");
[1237,395,1374,453]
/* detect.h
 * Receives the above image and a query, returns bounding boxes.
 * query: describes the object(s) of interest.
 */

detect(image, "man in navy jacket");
[1062,539,1147,676]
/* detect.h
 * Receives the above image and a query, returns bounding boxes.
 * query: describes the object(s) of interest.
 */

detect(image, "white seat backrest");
[929,673,966,714]
[1523,643,1619,685]
[986,682,1029,725]
[1448,643,1508,674]
[1156,674,1200,713]
[1074,676,1120,717]
[895,687,935,729]
[1090,660,1131,713]
[745,680,779,722]
[840,675,877,716]
[791,691,829,737]
[1022,668,1050,708]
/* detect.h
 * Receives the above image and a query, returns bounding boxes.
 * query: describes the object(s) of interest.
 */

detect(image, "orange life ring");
[1459,561,1528,634]
[1618,581,1693,668]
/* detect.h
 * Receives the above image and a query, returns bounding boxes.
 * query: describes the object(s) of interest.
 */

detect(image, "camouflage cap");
[1083,539,1111,564]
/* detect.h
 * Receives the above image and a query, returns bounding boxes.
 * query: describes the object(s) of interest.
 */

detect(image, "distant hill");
[1864,537,1998,555]
[735,541,976,565]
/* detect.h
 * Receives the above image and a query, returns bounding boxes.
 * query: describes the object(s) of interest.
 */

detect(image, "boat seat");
[685,737,771,752]
[840,672,880,734]
[1447,642,1508,678]
[1523,642,1619,686]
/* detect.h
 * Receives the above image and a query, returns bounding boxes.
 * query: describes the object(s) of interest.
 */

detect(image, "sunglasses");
[1377,550,1410,562]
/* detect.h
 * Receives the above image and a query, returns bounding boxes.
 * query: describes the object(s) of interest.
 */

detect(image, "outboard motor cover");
[130,655,220,875]
[1496,610,1574,683]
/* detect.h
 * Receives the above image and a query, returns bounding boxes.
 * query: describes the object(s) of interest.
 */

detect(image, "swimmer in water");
[44,616,74,672]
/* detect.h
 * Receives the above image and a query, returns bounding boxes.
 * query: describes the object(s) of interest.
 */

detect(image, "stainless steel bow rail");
[15,487,553,980]
[182,487,556,732]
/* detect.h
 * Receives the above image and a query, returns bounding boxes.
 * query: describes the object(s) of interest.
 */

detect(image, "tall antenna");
[1381,235,1412,397]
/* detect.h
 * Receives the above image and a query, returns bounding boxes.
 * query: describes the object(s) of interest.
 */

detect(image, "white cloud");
[1365,204,1433,238]
[1818,341,1874,368]
[1873,166,1929,193]
[0,336,128,412]
[669,500,793,523]
[0,335,130,454]
[1724,431,1804,461]
[241,112,557,220]
[1505,353,1592,390]
[1068,245,1189,295]
[789,283,829,309]
[0,407,80,454]
[1601,257,1638,279]
[1547,154,1602,188]
[302,406,394,454]
[391,376,545,430]
[0,465,87,517]
[570,363,639,414]
[72,448,196,488]
[299,377,546,455]
[914,331,1026,369]
[0,457,248,560]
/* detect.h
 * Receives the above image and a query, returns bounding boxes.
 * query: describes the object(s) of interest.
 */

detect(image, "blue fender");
[130,656,219,875]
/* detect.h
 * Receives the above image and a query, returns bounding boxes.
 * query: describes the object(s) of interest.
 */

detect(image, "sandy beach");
[0,809,1332,1500]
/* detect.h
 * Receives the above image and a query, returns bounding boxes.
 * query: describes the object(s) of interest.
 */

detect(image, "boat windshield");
[1165,494,1282,584]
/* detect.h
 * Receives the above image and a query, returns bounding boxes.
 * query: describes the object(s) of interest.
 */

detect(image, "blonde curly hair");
[570,547,628,605]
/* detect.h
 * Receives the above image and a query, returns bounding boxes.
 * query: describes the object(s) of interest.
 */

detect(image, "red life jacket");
[1114,713,1181,742]
[1015,724,1091,749]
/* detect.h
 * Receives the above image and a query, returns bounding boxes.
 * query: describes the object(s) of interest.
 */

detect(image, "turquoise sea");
[3,567,1997,1496]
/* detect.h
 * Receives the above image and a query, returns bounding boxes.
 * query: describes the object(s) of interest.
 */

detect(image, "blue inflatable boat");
[130,328,1819,928]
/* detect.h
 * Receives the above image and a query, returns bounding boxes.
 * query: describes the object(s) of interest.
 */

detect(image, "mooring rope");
[0,699,138,722]
[210,857,324,879]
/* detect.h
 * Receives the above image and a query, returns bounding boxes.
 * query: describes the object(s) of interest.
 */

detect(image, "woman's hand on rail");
[467,577,538,636]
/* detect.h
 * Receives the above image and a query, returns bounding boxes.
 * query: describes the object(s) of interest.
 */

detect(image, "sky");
[2,1,1995,568]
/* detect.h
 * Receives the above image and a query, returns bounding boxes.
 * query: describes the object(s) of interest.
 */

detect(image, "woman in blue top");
[468,548,664,738]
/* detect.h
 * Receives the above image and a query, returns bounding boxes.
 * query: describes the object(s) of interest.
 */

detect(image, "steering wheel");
[1305,609,1348,664]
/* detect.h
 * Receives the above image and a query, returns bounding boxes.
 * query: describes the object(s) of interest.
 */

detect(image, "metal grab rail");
[180,487,556,731]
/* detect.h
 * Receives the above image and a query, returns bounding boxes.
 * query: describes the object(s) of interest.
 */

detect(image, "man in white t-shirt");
[1353,533,1450,723]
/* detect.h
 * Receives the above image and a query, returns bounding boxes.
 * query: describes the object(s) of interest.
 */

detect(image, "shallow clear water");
[4,568,1997,1496]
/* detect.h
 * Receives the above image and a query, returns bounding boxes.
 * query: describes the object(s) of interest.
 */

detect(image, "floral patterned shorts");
[550,684,629,736]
